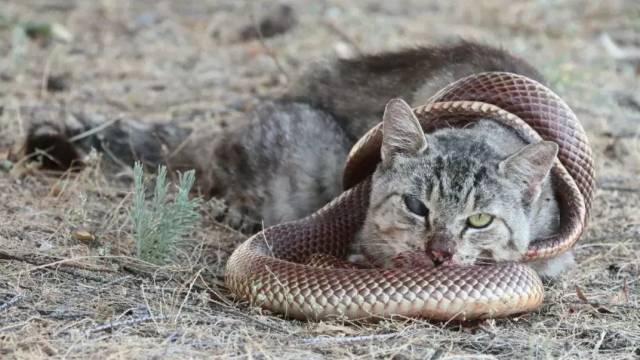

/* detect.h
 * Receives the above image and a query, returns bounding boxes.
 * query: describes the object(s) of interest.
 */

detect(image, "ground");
[1,0,639,359]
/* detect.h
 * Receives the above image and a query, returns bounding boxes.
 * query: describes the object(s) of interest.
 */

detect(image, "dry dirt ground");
[1,0,639,359]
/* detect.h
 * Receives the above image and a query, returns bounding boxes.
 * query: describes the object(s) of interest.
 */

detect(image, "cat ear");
[499,141,558,201]
[381,98,427,167]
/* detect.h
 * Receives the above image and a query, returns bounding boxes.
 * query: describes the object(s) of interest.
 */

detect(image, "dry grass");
[1,0,639,358]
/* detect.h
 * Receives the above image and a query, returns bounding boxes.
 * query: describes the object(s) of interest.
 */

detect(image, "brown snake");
[225,72,595,321]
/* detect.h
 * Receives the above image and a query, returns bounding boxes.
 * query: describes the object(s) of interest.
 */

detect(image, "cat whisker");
[473,257,497,266]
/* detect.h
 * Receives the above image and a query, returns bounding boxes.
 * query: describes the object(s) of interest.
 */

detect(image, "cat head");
[359,98,558,267]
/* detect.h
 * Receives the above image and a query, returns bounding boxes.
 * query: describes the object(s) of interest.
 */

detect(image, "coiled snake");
[225,72,595,321]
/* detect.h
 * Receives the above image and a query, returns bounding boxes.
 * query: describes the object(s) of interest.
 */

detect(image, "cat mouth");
[430,250,452,266]
[359,248,497,269]
[430,250,497,267]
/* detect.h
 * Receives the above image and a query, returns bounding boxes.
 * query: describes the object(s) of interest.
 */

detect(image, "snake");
[224,72,595,321]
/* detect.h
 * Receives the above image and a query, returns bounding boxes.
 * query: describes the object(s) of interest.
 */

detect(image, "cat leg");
[22,102,350,229]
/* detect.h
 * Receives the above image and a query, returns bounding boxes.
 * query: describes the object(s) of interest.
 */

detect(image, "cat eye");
[403,195,429,217]
[467,213,494,229]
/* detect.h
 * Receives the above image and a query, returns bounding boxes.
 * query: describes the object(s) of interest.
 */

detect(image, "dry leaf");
[575,285,616,314]
[575,286,589,303]
[72,230,95,242]
[312,322,359,335]
[609,278,630,305]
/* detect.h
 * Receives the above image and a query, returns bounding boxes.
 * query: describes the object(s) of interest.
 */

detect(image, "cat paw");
[205,197,262,234]
[23,106,105,170]
[25,118,83,170]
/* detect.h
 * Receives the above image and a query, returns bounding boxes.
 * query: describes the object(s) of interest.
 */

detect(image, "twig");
[324,20,363,55]
[166,130,194,161]
[299,332,400,345]
[0,250,115,274]
[194,278,288,334]
[251,13,289,83]
[98,275,132,289]
[120,262,174,282]
[0,294,24,312]
[68,117,120,143]
[1,250,115,275]
[592,330,607,355]
[225,306,289,334]
[44,265,110,283]
[86,314,167,335]
[0,317,39,334]
[600,33,640,61]
[544,299,640,311]
[174,268,204,322]
[597,185,640,193]
[39,45,61,98]
[430,348,446,360]
[37,309,92,321]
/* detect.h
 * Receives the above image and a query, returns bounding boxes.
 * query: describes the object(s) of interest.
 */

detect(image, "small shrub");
[130,162,201,264]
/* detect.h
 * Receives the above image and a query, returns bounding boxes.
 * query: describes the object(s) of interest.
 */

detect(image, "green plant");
[131,162,201,264]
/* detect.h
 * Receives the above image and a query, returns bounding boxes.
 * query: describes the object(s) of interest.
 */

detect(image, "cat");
[24,41,573,278]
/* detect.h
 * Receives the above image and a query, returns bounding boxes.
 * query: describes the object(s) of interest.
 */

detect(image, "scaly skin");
[225,73,594,321]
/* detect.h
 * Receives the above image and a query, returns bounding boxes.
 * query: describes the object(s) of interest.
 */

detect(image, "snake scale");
[225,72,595,321]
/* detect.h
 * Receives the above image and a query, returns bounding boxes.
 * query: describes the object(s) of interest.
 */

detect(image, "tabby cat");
[25,41,573,277]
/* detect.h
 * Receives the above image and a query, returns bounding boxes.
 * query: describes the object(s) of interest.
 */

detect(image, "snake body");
[225,72,595,320]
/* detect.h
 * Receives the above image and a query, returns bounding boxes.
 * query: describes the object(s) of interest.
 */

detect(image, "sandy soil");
[0,0,639,358]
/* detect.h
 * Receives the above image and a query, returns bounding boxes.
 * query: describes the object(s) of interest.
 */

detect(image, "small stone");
[240,4,297,40]
[333,41,357,59]
[23,22,73,43]
[46,73,71,92]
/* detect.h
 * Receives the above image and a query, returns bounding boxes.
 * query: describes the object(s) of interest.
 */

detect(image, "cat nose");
[425,232,454,265]
[430,250,452,265]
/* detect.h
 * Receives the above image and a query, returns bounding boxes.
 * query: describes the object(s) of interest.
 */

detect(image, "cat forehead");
[388,142,502,203]
[385,120,518,192]
[400,140,496,178]
[391,151,493,194]
[431,132,499,160]
[422,155,492,190]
